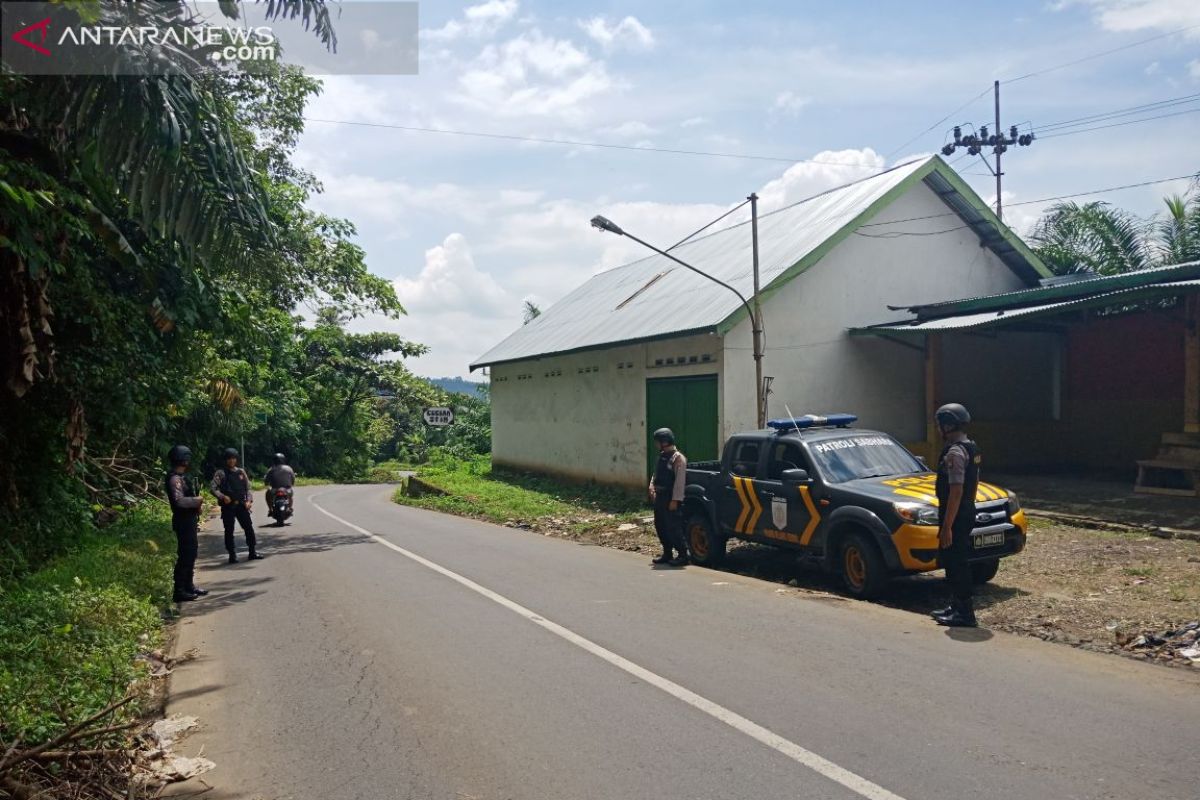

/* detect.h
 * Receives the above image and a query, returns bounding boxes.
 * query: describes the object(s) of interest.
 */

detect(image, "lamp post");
[590,214,767,429]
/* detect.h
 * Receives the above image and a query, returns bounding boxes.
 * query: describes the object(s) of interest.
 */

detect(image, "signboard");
[422,407,455,427]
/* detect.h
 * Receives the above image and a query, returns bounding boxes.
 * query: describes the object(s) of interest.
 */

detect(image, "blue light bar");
[767,414,858,431]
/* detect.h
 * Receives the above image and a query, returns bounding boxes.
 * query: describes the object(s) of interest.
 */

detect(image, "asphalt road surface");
[167,485,1200,800]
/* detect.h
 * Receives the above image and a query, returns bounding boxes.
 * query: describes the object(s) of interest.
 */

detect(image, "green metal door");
[646,375,719,477]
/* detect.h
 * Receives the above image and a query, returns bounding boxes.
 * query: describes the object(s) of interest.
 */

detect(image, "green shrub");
[0,503,173,746]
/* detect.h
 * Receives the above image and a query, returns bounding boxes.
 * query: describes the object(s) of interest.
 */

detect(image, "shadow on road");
[713,542,1031,621]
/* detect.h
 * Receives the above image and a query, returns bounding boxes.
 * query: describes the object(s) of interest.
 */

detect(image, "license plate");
[973,532,1005,548]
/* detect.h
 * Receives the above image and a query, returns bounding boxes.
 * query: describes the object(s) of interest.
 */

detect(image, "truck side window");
[729,441,760,477]
[767,443,804,480]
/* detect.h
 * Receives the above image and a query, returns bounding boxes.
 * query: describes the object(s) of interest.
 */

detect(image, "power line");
[1037,107,1200,139]
[883,85,993,161]
[1034,93,1200,132]
[857,173,1199,229]
[1004,24,1200,84]
[303,117,880,169]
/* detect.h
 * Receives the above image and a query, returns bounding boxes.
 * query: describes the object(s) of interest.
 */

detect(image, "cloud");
[680,116,709,128]
[423,0,520,42]
[1062,0,1200,36]
[453,30,615,119]
[755,148,886,213]
[604,120,659,138]
[393,233,512,317]
[580,16,655,51]
[1191,59,1200,79]
[771,91,810,117]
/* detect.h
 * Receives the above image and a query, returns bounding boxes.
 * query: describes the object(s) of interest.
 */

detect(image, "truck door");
[720,438,766,539]
[751,440,822,547]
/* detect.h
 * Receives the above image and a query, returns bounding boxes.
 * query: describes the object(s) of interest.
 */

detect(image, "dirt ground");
[508,513,1200,669]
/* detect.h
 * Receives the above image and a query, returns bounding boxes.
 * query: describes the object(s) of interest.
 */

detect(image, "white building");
[471,157,1051,490]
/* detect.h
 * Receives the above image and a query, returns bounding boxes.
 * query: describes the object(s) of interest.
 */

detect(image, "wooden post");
[924,334,943,456]
[1186,296,1200,434]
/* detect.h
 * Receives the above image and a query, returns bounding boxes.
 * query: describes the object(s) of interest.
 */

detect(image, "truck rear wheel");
[839,531,888,599]
[970,559,1000,585]
[686,514,726,567]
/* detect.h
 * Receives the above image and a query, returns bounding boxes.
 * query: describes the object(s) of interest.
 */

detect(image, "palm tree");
[1029,183,1200,276]
[0,1,336,396]
[1158,194,1200,266]
[1029,201,1153,276]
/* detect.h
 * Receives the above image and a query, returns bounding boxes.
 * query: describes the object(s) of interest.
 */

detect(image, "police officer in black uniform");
[931,403,979,628]
[211,447,262,564]
[648,428,690,567]
[165,445,207,602]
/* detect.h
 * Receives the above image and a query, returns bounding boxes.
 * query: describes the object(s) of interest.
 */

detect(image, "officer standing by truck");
[931,403,979,628]
[649,428,690,566]
[165,445,207,602]
[211,447,262,564]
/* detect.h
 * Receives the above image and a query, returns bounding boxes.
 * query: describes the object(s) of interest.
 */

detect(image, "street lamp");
[589,210,767,429]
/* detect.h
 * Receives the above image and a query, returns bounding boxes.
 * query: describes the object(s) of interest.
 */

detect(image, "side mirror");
[781,468,811,484]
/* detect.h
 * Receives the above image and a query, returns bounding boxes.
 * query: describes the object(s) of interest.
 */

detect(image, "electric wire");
[1036,107,1200,139]
[1034,93,1200,131]
[1004,24,1200,83]
[304,118,879,169]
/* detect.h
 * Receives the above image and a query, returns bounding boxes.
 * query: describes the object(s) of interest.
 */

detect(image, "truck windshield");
[809,434,924,483]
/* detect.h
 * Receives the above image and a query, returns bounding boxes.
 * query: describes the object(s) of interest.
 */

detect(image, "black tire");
[838,531,889,599]
[970,559,1001,585]
[686,513,726,567]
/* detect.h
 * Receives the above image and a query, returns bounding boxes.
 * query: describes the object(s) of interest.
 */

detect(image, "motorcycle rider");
[165,445,207,602]
[211,447,261,563]
[264,452,295,521]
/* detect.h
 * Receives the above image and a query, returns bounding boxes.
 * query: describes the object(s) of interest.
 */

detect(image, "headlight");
[1006,491,1021,515]
[893,502,939,526]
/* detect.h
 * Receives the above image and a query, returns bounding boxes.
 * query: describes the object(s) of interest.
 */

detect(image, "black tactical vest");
[165,472,199,515]
[654,450,677,490]
[935,438,979,526]
[219,468,248,502]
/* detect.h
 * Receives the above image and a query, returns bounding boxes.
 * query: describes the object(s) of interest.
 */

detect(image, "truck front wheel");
[970,559,1000,585]
[839,531,888,599]
[686,513,726,567]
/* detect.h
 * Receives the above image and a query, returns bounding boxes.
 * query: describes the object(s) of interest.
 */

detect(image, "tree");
[1029,202,1152,276]
[1029,182,1200,276]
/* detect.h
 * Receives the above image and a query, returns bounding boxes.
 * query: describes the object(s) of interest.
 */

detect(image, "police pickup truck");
[683,414,1027,598]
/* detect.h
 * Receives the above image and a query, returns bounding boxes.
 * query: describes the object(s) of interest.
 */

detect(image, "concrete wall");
[489,333,723,489]
[724,180,1033,443]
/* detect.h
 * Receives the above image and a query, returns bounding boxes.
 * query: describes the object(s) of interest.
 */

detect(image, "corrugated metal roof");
[471,156,1043,369]
[894,260,1200,319]
[852,278,1200,335]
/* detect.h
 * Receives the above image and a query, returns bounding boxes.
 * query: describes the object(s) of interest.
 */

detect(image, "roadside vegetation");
[0,506,175,797]
[396,462,1200,667]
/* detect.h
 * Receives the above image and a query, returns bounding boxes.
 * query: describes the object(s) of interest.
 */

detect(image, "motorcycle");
[269,487,293,526]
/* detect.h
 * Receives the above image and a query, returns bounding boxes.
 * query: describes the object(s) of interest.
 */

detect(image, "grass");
[0,503,174,748]
[393,456,646,533]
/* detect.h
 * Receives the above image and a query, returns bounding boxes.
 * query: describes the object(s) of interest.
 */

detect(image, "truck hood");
[839,473,1011,506]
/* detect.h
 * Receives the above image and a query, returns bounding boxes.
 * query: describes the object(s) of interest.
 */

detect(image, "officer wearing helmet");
[263,452,295,517]
[648,427,690,566]
[211,447,261,563]
[931,403,980,627]
[165,445,207,602]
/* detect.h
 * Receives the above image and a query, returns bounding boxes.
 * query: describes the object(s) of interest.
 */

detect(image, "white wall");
[724,180,1036,443]
[490,333,723,488]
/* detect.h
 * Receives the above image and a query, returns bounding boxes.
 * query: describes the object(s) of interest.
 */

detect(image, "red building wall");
[1064,309,1184,472]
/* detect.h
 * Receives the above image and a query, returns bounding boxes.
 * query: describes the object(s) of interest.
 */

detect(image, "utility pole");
[940,79,1035,222]
[748,192,765,428]
[994,80,1003,221]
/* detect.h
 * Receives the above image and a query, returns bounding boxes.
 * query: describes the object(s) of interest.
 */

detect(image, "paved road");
[167,485,1200,800]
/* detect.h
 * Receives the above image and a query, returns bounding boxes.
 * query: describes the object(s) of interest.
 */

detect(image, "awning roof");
[471,156,1049,370]
[852,274,1200,337]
